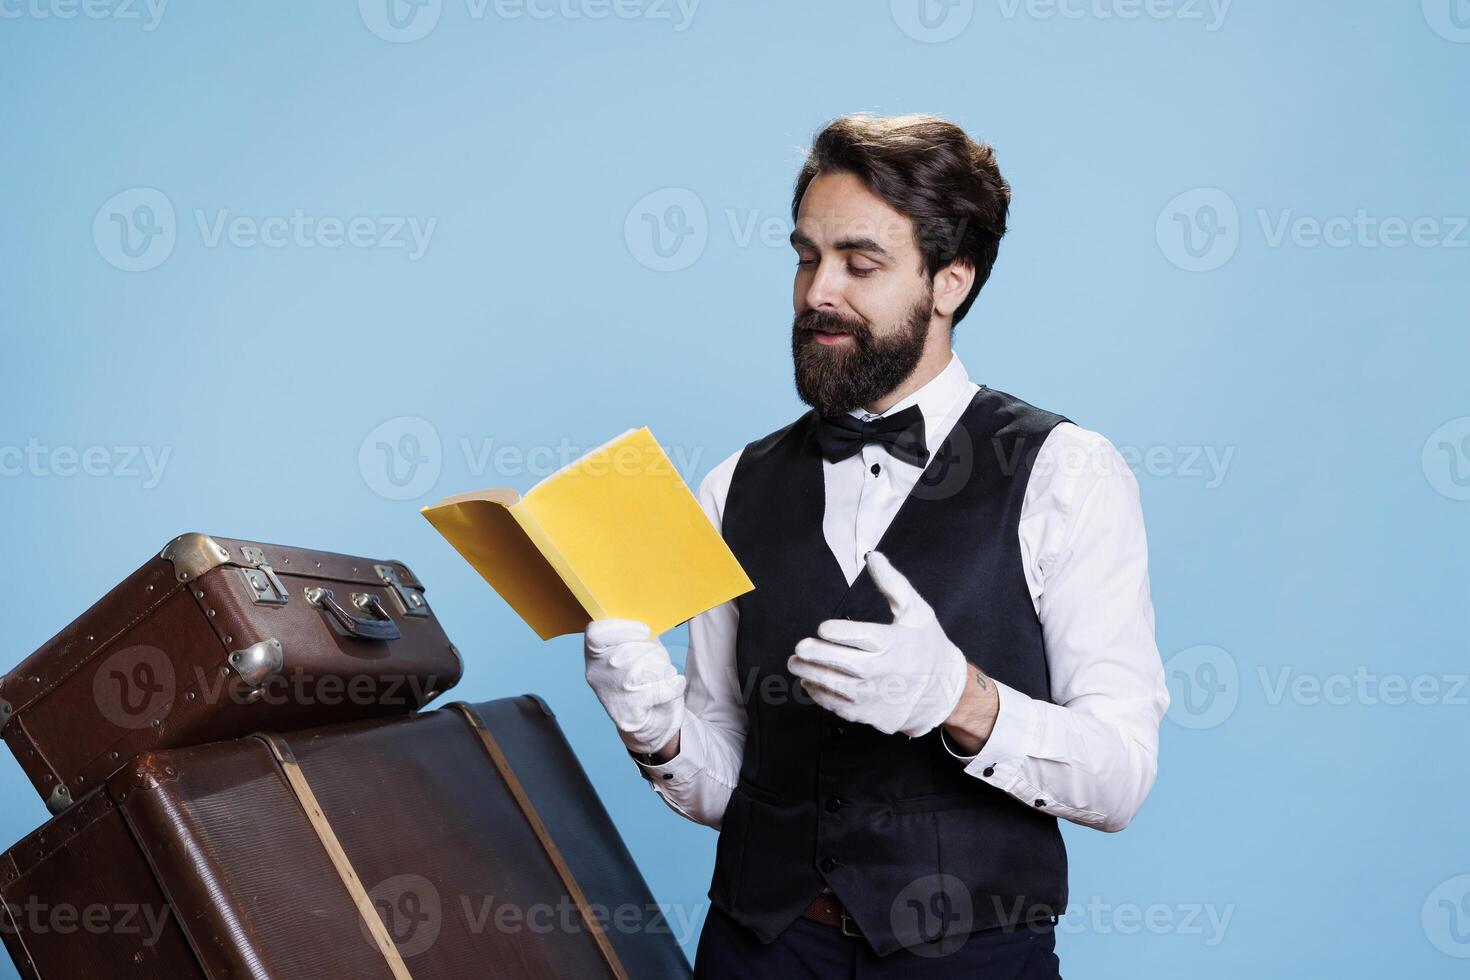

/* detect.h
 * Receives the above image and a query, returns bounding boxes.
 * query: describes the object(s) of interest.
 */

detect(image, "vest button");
[825,796,844,812]
[828,724,846,737]
[819,856,838,872]
[982,767,995,778]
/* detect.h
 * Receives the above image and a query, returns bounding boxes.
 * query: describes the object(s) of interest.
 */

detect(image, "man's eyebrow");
[788,230,892,259]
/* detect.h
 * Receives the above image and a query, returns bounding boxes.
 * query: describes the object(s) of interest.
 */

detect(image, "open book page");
[420,496,591,639]
[514,426,753,636]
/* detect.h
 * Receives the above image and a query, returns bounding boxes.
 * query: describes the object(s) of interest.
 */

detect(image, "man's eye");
[849,264,876,277]
[795,257,816,267]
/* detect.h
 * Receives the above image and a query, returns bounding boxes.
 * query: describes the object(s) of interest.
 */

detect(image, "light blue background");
[2,1,1468,975]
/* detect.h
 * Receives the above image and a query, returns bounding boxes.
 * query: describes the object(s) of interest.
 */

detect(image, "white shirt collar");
[845,350,975,464]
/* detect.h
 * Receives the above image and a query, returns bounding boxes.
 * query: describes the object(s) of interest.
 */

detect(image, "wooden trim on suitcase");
[253,733,414,980]
[448,701,630,980]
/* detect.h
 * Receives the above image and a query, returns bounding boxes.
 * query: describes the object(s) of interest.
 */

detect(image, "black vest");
[707,386,1071,956]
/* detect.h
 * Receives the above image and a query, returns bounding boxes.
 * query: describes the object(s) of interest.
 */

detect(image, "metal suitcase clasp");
[240,546,289,605]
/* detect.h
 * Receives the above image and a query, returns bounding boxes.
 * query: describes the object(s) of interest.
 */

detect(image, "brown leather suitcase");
[0,533,463,814]
[0,695,692,979]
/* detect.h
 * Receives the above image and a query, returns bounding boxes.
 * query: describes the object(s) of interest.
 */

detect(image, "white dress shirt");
[633,350,1169,836]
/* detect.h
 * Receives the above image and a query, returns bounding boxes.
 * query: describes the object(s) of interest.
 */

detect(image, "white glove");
[787,550,969,738]
[584,619,687,755]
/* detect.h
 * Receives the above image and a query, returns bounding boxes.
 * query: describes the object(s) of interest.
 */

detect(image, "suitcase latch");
[0,697,12,729]
[46,783,72,815]
[228,638,285,701]
[240,546,290,605]
[375,564,430,618]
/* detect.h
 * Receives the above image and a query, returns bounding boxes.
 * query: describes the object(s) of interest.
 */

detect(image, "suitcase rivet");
[282,558,290,565]
[224,636,233,644]
[207,609,216,618]
[75,777,84,785]
[185,692,196,701]
[152,720,161,728]
[315,561,322,569]
[195,591,204,599]
[147,584,155,592]
[164,767,176,777]
[31,677,40,684]
[110,751,119,760]
[85,635,94,643]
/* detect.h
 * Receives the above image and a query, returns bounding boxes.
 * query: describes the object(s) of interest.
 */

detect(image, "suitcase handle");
[304,587,402,641]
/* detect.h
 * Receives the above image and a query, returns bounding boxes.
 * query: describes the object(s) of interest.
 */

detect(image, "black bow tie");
[815,404,930,468]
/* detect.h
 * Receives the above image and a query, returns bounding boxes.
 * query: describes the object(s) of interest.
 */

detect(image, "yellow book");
[421,426,754,640]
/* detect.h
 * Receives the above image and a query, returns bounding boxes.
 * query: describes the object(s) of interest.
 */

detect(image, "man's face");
[790,171,935,417]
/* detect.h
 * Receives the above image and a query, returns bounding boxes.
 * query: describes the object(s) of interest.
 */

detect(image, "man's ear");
[931,259,975,319]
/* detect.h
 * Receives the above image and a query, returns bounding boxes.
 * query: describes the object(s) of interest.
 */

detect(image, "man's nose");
[802,258,844,311]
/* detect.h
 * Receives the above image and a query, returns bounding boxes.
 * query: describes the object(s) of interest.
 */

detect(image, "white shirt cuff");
[630,712,706,788]
[939,678,1041,790]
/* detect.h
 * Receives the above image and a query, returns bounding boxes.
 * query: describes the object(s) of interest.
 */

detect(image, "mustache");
[796,309,868,338]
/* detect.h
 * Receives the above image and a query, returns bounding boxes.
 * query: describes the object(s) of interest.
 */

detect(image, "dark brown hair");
[791,113,1011,327]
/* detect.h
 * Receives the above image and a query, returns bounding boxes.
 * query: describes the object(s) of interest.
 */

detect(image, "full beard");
[791,285,933,417]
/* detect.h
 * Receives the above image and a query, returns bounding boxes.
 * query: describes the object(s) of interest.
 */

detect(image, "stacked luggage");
[0,533,690,979]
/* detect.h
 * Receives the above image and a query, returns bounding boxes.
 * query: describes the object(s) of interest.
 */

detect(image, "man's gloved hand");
[788,550,969,738]
[584,619,687,755]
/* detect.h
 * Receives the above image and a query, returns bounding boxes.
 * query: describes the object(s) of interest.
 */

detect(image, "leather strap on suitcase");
[252,707,630,980]
[255,733,414,980]
[449,702,630,980]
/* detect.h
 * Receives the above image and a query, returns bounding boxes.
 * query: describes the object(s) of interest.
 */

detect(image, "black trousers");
[693,905,1063,979]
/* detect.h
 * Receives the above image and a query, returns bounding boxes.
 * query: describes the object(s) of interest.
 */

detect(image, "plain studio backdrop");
[1,1,1466,975]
